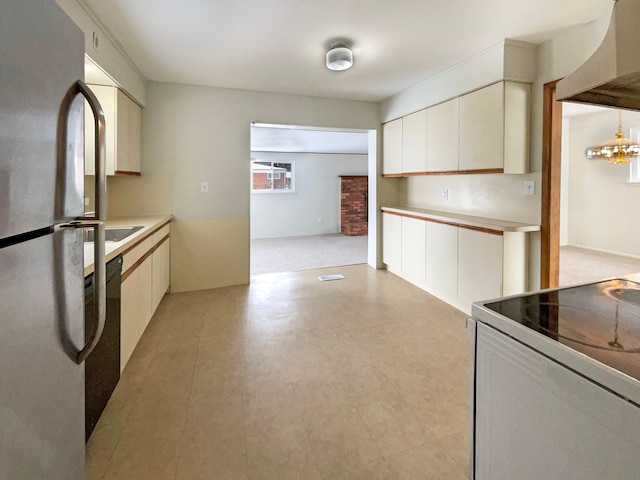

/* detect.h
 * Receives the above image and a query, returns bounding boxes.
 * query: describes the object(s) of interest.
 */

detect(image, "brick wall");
[340,175,368,236]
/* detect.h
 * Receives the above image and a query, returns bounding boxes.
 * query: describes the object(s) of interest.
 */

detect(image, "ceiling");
[251,125,369,154]
[81,0,613,102]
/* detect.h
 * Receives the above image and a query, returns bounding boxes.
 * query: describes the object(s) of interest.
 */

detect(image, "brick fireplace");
[339,175,368,236]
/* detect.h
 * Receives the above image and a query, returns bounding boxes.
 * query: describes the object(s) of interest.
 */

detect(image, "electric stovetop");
[484,278,640,383]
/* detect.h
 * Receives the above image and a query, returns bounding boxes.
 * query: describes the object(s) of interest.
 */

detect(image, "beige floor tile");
[87,265,473,480]
[339,364,403,407]
[102,461,178,480]
[385,441,469,480]
[246,416,320,480]
[85,423,122,480]
[324,459,399,480]
[357,398,431,457]
[305,407,382,477]
[291,377,352,418]
[104,407,186,478]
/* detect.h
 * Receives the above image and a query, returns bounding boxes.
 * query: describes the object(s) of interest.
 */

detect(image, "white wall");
[140,82,379,292]
[250,152,367,239]
[55,0,146,104]
[565,109,640,257]
[560,118,571,246]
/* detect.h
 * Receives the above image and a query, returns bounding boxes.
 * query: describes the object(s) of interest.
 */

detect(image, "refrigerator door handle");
[58,80,106,364]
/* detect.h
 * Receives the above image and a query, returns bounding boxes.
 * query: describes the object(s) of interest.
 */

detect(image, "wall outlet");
[524,180,535,196]
[442,188,449,201]
[200,181,209,193]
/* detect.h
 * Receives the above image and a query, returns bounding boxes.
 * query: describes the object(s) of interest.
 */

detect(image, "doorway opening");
[543,82,640,286]
[249,123,376,277]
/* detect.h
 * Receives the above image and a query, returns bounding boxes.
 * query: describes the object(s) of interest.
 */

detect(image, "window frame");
[250,160,296,193]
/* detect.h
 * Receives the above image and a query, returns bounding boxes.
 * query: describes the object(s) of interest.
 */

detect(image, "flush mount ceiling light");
[586,111,640,164]
[326,43,353,71]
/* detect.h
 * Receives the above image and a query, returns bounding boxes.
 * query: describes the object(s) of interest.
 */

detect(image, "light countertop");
[83,215,172,276]
[381,206,540,233]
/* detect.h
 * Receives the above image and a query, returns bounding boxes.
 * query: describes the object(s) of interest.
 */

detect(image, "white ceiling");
[251,125,369,154]
[81,0,613,102]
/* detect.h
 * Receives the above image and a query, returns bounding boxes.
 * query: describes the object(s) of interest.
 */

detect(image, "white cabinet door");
[137,255,153,336]
[115,89,142,174]
[402,109,427,174]
[85,85,141,176]
[457,227,503,308]
[503,82,530,174]
[401,216,426,285]
[459,82,504,172]
[151,238,170,312]
[382,213,402,272]
[383,118,403,175]
[427,98,459,172]
[458,82,529,173]
[85,85,115,176]
[120,269,140,371]
[425,222,458,301]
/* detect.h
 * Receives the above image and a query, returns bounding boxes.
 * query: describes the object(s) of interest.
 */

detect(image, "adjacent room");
[560,104,640,285]
[249,124,371,276]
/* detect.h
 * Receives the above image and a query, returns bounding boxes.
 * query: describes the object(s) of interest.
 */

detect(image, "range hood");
[557,0,640,111]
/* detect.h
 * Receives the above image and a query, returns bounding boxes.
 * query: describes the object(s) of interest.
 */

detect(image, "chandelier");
[586,111,640,164]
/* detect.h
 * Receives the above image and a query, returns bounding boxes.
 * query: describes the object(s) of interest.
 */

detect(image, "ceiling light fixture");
[326,43,353,71]
[586,111,640,164]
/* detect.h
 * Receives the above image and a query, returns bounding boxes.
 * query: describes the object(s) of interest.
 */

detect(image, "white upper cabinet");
[458,81,530,174]
[401,110,427,174]
[426,98,459,173]
[382,118,403,175]
[85,84,142,176]
[383,81,530,176]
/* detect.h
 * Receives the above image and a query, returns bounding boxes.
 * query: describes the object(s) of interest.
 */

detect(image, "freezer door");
[0,229,85,480]
[0,0,85,240]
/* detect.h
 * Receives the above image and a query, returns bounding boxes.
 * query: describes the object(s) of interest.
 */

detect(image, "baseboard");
[564,244,640,260]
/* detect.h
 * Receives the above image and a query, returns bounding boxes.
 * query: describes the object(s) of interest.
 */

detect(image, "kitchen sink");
[84,226,144,243]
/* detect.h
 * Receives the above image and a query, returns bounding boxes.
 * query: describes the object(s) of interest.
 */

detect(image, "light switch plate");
[200,181,209,193]
[524,180,535,196]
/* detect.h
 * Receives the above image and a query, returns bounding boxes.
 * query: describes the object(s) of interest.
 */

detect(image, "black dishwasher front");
[84,254,122,441]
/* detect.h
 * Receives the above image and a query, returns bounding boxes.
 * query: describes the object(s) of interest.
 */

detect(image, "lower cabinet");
[457,228,503,308]
[120,228,171,371]
[382,212,528,313]
[401,216,426,285]
[425,221,458,303]
[383,213,402,272]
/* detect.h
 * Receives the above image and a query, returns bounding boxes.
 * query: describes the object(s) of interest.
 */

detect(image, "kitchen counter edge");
[381,206,540,233]
[83,215,173,276]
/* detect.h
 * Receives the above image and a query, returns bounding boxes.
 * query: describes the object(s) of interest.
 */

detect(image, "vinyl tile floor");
[86,264,471,480]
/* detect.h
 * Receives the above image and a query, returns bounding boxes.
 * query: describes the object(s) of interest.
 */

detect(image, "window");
[628,128,640,185]
[251,160,295,192]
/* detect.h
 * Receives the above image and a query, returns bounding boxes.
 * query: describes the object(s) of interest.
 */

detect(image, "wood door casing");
[540,80,563,289]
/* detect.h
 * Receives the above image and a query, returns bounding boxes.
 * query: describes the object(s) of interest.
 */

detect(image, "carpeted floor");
[251,233,368,276]
[560,245,640,286]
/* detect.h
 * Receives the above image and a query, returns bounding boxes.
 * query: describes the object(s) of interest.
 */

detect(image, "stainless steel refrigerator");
[1,1,107,478]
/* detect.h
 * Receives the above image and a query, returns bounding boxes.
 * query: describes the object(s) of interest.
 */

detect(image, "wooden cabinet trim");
[382,210,503,236]
[119,220,171,258]
[384,168,504,177]
[121,234,170,282]
[114,170,142,176]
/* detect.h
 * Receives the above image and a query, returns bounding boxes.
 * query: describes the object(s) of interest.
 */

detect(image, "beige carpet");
[251,233,368,276]
[560,245,640,286]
